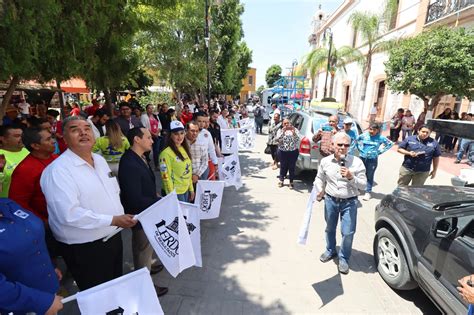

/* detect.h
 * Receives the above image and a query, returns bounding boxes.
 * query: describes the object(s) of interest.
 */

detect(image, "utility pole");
[205,0,211,104]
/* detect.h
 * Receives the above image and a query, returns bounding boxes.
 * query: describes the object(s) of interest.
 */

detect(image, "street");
[61,130,445,314]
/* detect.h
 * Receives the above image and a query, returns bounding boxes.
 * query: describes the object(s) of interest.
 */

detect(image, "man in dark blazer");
[118,127,168,297]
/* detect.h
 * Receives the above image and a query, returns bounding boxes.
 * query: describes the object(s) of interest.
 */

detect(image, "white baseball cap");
[343,117,354,124]
[170,120,185,132]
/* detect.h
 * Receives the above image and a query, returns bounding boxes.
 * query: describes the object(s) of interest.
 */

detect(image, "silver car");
[286,110,362,174]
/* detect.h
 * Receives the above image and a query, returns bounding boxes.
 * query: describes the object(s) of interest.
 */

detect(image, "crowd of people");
[0,97,252,314]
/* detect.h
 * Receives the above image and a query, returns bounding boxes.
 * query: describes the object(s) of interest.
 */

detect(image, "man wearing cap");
[356,123,393,200]
[3,105,19,126]
[114,101,143,137]
[342,117,357,155]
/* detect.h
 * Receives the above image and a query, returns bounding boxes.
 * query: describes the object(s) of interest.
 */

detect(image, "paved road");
[60,131,446,314]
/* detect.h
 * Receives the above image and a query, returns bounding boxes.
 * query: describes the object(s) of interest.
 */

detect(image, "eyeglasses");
[329,120,337,123]
[336,143,350,147]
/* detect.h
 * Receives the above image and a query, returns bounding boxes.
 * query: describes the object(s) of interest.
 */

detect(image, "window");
[248,75,253,86]
[388,0,400,30]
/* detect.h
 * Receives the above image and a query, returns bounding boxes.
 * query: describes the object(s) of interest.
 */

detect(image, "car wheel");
[374,228,418,290]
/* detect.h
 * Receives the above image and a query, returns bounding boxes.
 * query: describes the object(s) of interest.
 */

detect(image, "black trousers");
[59,233,123,290]
[278,149,299,181]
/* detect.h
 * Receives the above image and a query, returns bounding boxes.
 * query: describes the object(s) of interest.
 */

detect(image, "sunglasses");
[336,143,350,147]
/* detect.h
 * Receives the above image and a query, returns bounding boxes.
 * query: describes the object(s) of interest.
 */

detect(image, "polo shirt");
[399,135,441,172]
[9,154,57,222]
[0,148,29,198]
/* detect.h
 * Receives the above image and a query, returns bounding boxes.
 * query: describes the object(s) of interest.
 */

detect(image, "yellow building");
[239,68,256,103]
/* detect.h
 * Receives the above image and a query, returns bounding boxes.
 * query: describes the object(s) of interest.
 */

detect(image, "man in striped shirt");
[186,121,209,184]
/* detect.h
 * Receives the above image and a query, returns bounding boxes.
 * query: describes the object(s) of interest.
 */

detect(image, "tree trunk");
[56,80,66,120]
[428,92,443,111]
[103,89,113,117]
[0,76,20,122]
[329,74,335,98]
[310,76,317,100]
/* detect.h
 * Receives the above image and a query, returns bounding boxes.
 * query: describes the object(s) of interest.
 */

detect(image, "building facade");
[239,67,256,102]
[307,0,474,123]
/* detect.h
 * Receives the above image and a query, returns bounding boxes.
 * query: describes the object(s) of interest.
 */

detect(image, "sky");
[240,0,344,87]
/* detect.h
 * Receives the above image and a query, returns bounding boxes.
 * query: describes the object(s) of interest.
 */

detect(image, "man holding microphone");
[314,132,367,274]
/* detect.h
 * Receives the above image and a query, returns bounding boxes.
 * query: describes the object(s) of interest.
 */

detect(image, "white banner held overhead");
[138,192,196,277]
[218,154,242,190]
[220,128,239,154]
[297,185,320,245]
[179,202,202,267]
[76,268,163,315]
[238,117,252,128]
[238,125,255,150]
[194,180,225,220]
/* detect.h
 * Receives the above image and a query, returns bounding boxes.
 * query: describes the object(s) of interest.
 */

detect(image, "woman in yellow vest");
[159,121,194,202]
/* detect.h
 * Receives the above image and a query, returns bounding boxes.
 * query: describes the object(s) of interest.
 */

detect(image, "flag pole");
[61,294,77,304]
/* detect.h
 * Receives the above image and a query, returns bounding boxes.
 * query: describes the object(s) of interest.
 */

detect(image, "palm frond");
[348,11,381,46]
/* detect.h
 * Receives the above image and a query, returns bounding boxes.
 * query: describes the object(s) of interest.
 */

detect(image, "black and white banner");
[218,154,242,190]
[138,192,196,277]
[194,180,225,220]
[220,128,239,154]
[76,268,163,314]
[179,202,202,267]
[238,124,255,150]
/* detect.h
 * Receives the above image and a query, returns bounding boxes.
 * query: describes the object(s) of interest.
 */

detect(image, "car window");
[293,114,304,130]
[312,116,328,132]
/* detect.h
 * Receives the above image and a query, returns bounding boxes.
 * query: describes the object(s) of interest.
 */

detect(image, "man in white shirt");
[40,116,137,290]
[314,132,367,275]
[217,109,230,129]
[196,112,218,179]
[18,98,31,118]
[186,121,209,182]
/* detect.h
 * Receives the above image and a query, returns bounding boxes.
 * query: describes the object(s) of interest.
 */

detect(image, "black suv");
[373,186,474,314]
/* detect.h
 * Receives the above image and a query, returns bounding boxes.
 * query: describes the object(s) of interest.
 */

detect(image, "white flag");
[179,202,202,267]
[76,268,163,314]
[297,185,320,245]
[218,154,242,190]
[220,128,239,154]
[194,180,225,219]
[138,192,196,277]
[238,117,253,128]
[238,125,255,150]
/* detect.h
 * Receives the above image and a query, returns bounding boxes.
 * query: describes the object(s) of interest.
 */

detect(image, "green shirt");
[92,136,130,163]
[0,148,29,197]
[159,146,193,195]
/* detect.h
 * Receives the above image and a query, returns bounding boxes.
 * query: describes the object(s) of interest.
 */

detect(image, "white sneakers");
[362,193,371,201]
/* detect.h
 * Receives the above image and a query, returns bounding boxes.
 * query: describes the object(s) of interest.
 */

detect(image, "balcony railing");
[425,0,474,24]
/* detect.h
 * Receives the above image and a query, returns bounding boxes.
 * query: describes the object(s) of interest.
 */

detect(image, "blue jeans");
[200,167,210,180]
[360,157,378,193]
[177,191,189,202]
[456,139,474,161]
[324,195,358,263]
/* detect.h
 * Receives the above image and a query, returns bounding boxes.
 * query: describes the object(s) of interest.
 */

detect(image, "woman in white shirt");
[401,109,415,140]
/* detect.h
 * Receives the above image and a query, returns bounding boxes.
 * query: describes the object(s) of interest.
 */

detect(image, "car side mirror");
[433,217,458,239]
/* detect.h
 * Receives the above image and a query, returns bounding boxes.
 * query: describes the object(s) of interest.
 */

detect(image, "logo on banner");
[224,160,238,178]
[106,306,138,315]
[183,216,197,234]
[224,135,235,150]
[154,218,179,257]
[200,190,218,212]
[239,128,253,148]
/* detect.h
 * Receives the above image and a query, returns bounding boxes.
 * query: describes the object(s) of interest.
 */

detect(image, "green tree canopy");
[385,27,474,109]
[265,64,282,87]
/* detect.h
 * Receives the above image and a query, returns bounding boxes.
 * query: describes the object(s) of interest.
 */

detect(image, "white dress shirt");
[197,129,218,165]
[40,149,124,244]
[217,115,229,129]
[87,117,105,139]
[314,154,367,199]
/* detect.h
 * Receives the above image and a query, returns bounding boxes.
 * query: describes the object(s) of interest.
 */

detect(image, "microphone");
[339,154,346,167]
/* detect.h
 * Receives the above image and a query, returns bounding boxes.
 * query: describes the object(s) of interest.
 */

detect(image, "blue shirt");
[399,135,441,172]
[0,199,58,315]
[345,129,358,155]
[357,132,393,159]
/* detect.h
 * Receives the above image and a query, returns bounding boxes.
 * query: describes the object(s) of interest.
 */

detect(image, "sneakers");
[338,260,350,274]
[362,192,371,201]
[454,159,461,164]
[289,182,294,189]
[319,251,336,263]
[278,181,284,188]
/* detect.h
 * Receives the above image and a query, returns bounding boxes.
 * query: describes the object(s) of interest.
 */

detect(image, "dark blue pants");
[278,149,299,182]
[151,136,161,168]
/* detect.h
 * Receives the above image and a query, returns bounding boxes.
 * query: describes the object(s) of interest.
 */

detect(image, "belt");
[326,193,357,203]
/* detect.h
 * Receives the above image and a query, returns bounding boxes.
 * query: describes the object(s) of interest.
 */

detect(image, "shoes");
[319,251,336,263]
[150,264,164,275]
[362,192,371,201]
[278,181,284,188]
[289,183,294,189]
[338,260,350,274]
[154,285,169,297]
[272,164,278,170]
[454,159,461,164]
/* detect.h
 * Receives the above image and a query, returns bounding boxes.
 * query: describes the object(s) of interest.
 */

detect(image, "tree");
[385,27,474,110]
[265,64,282,87]
[301,44,362,98]
[229,42,253,96]
[256,85,265,98]
[347,10,398,102]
